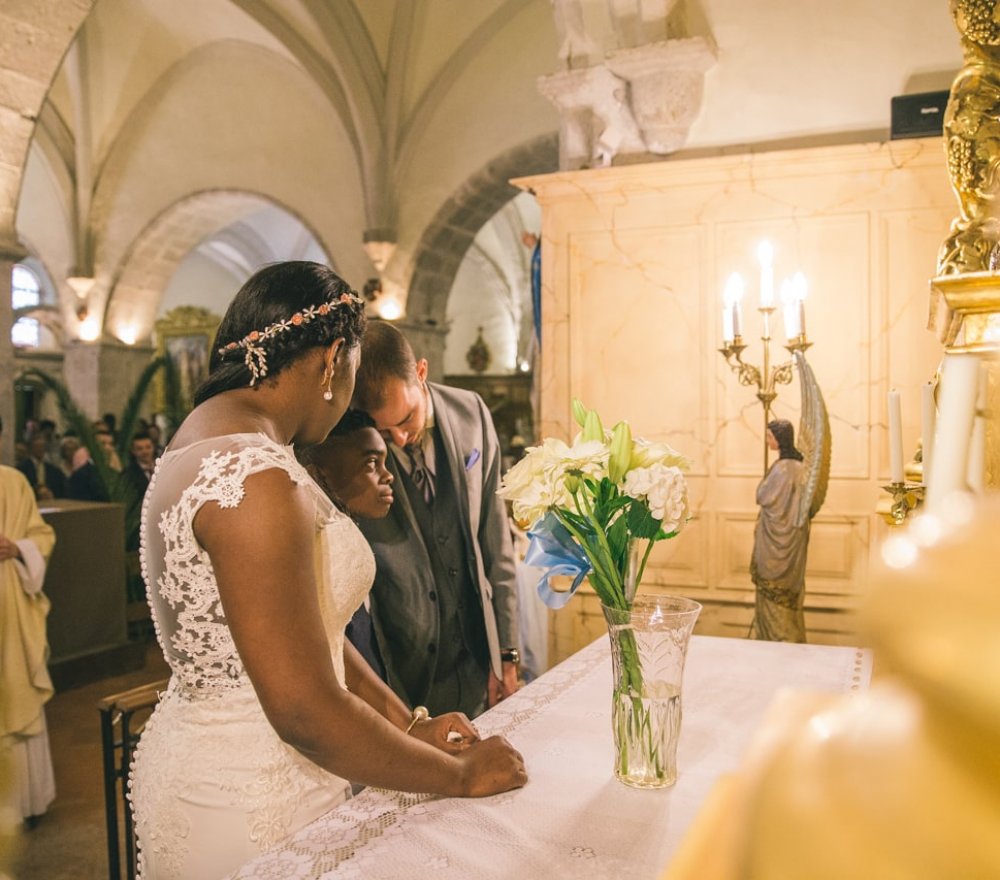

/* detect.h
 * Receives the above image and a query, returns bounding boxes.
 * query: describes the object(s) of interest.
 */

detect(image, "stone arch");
[405,133,558,328]
[104,189,333,344]
[0,1,96,248]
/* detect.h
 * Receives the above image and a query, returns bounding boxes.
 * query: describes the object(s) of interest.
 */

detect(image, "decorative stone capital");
[537,65,645,170]
[606,37,716,155]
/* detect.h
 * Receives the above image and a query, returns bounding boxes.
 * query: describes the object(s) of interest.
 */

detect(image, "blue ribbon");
[524,513,592,609]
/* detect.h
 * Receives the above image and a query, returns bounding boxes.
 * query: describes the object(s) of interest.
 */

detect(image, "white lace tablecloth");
[227,635,871,880]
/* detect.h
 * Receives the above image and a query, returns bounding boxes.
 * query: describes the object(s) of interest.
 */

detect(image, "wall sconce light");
[362,277,405,320]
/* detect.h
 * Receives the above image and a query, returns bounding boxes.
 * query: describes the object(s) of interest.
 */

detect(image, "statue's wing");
[795,351,832,524]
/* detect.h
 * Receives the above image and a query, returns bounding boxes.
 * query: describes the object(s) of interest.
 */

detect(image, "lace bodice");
[141,432,375,696]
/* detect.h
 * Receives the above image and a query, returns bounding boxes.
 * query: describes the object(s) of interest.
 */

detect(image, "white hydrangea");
[622,463,689,533]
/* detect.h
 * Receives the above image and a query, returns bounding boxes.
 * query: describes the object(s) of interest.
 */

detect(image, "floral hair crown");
[218,291,364,386]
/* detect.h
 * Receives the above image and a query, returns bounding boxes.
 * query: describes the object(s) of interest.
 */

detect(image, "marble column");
[62,340,158,423]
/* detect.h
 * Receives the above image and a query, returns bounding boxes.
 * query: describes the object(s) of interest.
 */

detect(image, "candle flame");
[724,272,744,305]
[757,240,773,267]
[792,271,808,300]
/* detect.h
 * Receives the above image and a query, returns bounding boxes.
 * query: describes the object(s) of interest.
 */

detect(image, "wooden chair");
[98,678,168,880]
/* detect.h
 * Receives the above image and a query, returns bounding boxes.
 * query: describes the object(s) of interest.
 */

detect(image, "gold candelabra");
[880,481,926,526]
[718,246,812,471]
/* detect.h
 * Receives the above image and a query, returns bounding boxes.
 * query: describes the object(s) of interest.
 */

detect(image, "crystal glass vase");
[601,593,701,788]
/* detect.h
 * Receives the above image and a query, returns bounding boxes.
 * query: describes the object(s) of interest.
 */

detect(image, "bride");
[129,262,526,880]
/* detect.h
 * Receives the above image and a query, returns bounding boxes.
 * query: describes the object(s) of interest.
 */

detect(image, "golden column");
[927,0,1000,501]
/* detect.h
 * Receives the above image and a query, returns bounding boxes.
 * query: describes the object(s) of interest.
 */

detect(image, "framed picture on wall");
[154,306,221,413]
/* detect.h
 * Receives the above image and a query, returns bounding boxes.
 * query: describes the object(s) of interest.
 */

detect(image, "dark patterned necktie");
[407,443,435,505]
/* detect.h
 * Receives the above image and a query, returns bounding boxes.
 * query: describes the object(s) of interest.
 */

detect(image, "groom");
[352,322,520,719]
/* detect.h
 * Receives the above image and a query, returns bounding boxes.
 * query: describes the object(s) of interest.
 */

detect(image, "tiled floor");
[9,642,170,880]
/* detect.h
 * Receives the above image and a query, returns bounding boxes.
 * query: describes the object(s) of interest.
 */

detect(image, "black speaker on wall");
[890,90,950,140]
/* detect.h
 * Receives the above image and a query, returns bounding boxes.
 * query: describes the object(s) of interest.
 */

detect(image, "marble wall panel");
[518,139,955,650]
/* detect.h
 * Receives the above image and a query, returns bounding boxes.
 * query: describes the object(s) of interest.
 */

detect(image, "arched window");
[11,264,42,347]
[11,260,59,349]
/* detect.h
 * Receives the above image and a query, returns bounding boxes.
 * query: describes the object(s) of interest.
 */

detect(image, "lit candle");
[792,271,808,339]
[757,241,774,308]
[780,278,799,339]
[887,388,904,484]
[920,381,935,488]
[928,354,981,512]
[722,306,734,343]
[724,273,744,338]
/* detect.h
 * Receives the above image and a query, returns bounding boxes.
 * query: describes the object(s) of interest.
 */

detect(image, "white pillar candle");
[722,305,734,343]
[928,353,981,512]
[887,388,904,484]
[780,278,799,339]
[920,381,935,488]
[757,241,774,308]
[792,272,808,339]
[724,272,744,338]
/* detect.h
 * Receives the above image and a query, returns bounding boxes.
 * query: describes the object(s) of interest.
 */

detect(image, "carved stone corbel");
[605,37,716,155]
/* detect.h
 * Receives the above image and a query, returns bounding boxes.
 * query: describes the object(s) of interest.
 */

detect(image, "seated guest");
[301,409,394,680]
[124,431,157,491]
[92,425,123,472]
[146,422,166,458]
[16,435,66,501]
[66,446,109,502]
[58,436,80,477]
[35,419,61,466]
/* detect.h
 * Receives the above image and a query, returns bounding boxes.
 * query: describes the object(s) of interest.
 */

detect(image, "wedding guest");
[124,431,156,490]
[130,261,525,880]
[0,416,58,827]
[92,426,123,472]
[66,446,109,503]
[352,322,521,719]
[749,419,809,643]
[146,422,165,458]
[301,408,394,680]
[16,435,66,501]
[58,436,80,477]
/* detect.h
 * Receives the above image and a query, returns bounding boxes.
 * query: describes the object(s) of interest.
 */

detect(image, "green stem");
[552,508,621,606]
[575,489,626,602]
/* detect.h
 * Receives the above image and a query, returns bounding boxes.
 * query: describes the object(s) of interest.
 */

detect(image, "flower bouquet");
[499,400,700,787]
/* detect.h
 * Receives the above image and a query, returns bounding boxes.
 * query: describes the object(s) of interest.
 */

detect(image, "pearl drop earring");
[323,369,334,401]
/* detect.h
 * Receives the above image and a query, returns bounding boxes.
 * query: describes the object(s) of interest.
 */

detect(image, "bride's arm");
[195,468,525,797]
[343,640,479,752]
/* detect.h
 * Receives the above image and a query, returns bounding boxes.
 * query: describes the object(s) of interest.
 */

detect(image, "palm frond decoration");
[115,355,171,460]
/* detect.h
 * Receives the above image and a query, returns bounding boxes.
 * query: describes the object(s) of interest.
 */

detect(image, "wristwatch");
[500,647,520,665]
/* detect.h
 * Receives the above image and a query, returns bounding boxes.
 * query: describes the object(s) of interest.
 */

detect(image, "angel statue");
[749,352,831,642]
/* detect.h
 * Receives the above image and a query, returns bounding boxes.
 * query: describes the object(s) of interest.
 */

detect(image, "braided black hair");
[195,262,366,406]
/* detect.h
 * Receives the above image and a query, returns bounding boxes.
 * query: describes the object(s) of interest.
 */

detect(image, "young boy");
[303,409,394,678]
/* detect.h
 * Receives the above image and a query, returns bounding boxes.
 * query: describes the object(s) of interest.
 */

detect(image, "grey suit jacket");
[358,383,519,703]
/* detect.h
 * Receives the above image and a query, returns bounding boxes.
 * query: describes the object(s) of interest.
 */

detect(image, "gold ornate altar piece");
[925,1,1000,500]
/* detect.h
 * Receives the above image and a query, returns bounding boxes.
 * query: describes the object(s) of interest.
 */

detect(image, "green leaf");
[571,398,588,427]
[626,499,662,540]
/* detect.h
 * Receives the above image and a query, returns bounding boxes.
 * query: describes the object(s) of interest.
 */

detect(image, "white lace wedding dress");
[129,433,374,880]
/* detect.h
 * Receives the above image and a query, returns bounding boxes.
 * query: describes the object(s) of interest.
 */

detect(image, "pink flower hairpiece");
[218,291,363,385]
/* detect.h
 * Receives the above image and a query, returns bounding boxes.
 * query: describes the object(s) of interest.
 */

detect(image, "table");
[229,635,871,880]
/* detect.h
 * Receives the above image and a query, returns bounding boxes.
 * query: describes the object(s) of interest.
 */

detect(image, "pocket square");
[464,448,481,470]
